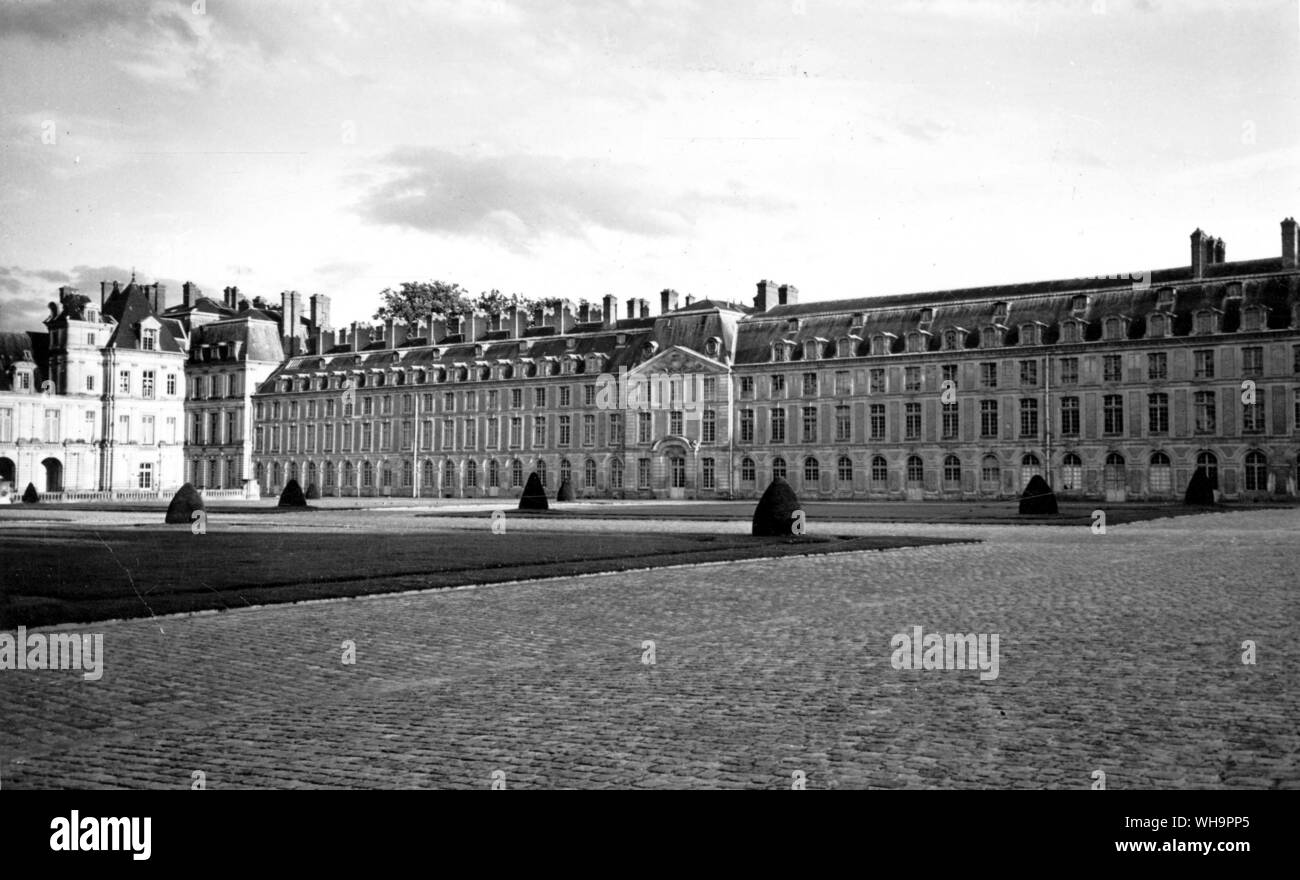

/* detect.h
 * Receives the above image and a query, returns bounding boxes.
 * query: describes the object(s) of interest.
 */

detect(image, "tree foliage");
[373,281,472,323]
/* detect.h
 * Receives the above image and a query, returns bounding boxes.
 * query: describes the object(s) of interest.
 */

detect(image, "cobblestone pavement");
[1,508,1296,789]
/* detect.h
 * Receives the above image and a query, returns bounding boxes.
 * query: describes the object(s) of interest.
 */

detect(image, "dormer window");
[785,318,801,332]
[905,331,929,353]
[1147,313,1170,338]
[141,328,157,351]
[992,302,1009,323]
[803,339,819,361]
[1156,288,1175,310]
[835,337,855,358]
[1060,319,1083,343]
[704,338,720,358]
[870,334,894,356]
[1019,323,1043,346]
[941,328,962,351]
[918,308,934,330]
[980,326,1004,348]
[772,341,789,362]
[1102,316,1129,341]
[1193,309,1220,335]
[1224,282,1243,301]
[1070,295,1088,315]
[1241,305,1267,332]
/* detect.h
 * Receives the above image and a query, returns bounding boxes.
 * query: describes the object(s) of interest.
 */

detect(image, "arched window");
[381,461,393,487]
[980,454,1000,489]
[362,461,374,488]
[325,463,336,487]
[1104,452,1126,491]
[584,459,597,487]
[871,455,888,485]
[422,459,434,488]
[344,461,355,485]
[772,456,787,480]
[943,454,961,486]
[1147,452,1171,494]
[536,459,547,487]
[610,458,625,489]
[512,459,524,488]
[402,460,413,487]
[1020,453,1041,489]
[488,459,500,488]
[669,456,686,488]
[837,455,853,483]
[463,459,476,488]
[1061,453,1082,491]
[443,459,455,487]
[906,455,924,484]
[1244,450,1268,491]
[560,458,572,484]
[741,457,756,482]
[1196,451,1218,489]
[804,456,820,483]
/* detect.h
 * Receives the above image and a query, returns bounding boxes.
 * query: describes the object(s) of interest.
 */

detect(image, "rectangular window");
[869,404,885,440]
[740,376,755,399]
[980,362,998,389]
[142,414,155,445]
[1148,393,1169,434]
[771,374,786,396]
[488,390,500,410]
[118,414,130,443]
[638,458,651,489]
[1243,389,1266,434]
[486,417,499,449]
[534,388,546,408]
[583,414,596,446]
[511,388,522,409]
[1103,394,1124,434]
[138,462,153,489]
[941,363,957,386]
[904,402,921,440]
[462,418,475,449]
[1194,391,1216,433]
[638,411,652,443]
[509,416,523,447]
[142,370,155,399]
[43,409,60,442]
[1019,399,1038,438]
[559,386,571,407]
[583,384,596,407]
[941,403,958,439]
[835,370,851,395]
[980,400,998,438]
[118,370,131,394]
[1019,360,1038,387]
[770,407,786,443]
[1194,350,1215,379]
[802,405,818,442]
[1147,352,1167,381]
[701,410,716,444]
[608,412,623,443]
[740,408,754,443]
[1242,346,1263,378]
[558,415,571,446]
[869,368,885,394]
[802,372,818,396]
[442,419,455,450]
[669,410,683,435]
[835,405,851,441]
[1060,357,1078,385]
[533,416,546,447]
[141,328,157,351]
[1103,355,1122,383]
[166,373,177,395]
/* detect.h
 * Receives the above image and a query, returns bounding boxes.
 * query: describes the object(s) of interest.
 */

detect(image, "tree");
[473,289,528,314]
[373,281,472,323]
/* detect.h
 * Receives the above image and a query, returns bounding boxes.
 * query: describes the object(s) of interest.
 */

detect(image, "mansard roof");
[189,315,286,363]
[0,330,49,390]
[102,282,184,352]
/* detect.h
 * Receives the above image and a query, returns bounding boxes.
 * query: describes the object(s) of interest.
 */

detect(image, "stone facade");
[249,220,1300,503]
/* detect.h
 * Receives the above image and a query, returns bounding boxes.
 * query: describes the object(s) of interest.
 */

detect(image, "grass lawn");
[0,526,965,628]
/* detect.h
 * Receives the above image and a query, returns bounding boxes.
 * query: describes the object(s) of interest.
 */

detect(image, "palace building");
[248,218,1300,503]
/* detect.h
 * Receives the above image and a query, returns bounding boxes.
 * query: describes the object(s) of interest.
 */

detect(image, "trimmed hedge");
[305,483,320,500]
[278,478,308,507]
[752,477,801,536]
[1018,474,1059,515]
[556,477,576,502]
[1184,467,1216,506]
[21,483,39,504]
[165,483,204,524]
[519,472,549,511]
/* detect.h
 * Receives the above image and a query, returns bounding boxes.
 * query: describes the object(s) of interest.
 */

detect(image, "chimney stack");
[1282,217,1298,269]
[223,286,237,310]
[554,300,575,334]
[626,298,637,320]
[638,298,650,319]
[431,313,447,343]
[577,301,591,323]
[154,282,167,314]
[310,293,331,331]
[778,284,799,306]
[530,304,545,328]
[1190,229,1208,279]
[1213,238,1226,264]
[660,289,679,314]
[685,294,695,308]
[465,310,488,342]
[100,281,109,307]
[383,317,397,348]
[754,279,778,313]
[350,321,365,352]
[603,294,618,328]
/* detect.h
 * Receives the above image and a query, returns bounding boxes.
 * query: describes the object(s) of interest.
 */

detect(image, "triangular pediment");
[628,345,729,377]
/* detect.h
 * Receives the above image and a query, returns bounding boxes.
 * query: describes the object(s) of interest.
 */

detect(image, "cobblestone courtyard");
[1,507,1296,789]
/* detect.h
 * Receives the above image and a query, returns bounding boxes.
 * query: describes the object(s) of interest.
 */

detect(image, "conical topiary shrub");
[1018,474,1059,515]
[556,477,576,502]
[305,482,320,500]
[1184,467,1216,506]
[752,476,801,536]
[518,471,549,511]
[21,482,39,504]
[278,478,308,507]
[165,482,204,524]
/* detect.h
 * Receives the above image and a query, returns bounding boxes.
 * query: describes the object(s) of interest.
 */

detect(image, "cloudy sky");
[2,0,1299,331]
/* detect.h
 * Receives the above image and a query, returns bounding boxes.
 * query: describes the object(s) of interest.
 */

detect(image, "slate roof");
[189,314,286,363]
[101,282,184,352]
[0,331,49,391]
